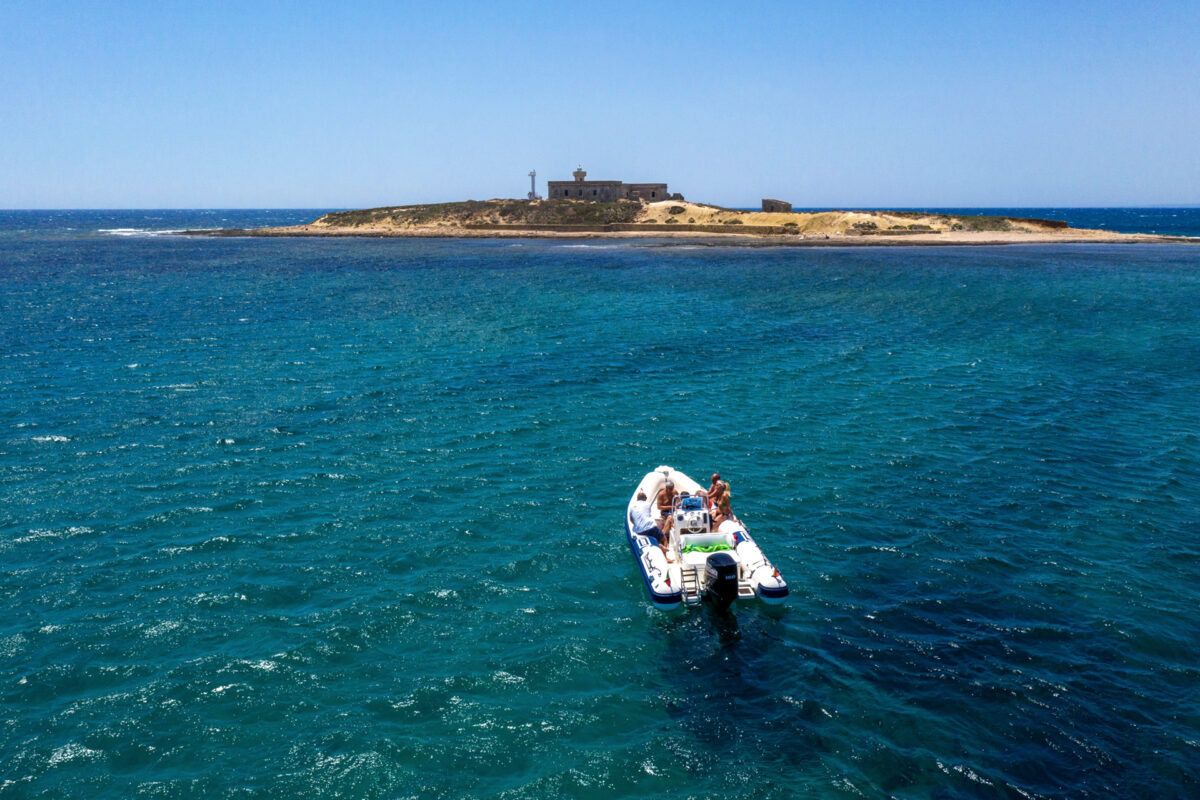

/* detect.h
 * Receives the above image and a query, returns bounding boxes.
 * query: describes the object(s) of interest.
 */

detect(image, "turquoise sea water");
[3,211,1200,798]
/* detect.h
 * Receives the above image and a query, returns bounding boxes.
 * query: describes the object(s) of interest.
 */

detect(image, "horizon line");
[3,204,1200,212]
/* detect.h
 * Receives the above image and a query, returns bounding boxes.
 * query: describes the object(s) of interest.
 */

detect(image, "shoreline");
[170,200,1200,246]
[175,226,1200,247]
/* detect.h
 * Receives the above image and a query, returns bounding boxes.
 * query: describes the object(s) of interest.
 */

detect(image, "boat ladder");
[681,566,703,607]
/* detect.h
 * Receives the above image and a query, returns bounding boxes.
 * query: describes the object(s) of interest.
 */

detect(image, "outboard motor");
[703,552,739,609]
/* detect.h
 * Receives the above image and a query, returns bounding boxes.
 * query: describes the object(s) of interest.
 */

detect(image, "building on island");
[546,167,674,202]
[761,198,792,213]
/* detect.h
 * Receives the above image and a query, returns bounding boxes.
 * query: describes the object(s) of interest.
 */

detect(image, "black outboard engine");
[703,552,739,609]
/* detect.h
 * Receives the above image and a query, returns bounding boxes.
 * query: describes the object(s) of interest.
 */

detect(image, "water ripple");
[2,219,1199,796]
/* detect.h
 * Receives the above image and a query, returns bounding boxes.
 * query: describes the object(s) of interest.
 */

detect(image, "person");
[712,486,734,527]
[708,478,727,509]
[630,491,674,559]
[656,480,677,535]
[706,473,722,500]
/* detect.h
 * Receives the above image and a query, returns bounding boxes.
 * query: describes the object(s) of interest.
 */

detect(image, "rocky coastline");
[177,199,1198,246]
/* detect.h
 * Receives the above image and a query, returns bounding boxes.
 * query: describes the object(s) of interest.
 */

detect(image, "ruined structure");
[547,167,671,202]
[762,199,792,213]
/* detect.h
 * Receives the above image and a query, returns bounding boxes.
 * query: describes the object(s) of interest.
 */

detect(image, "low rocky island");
[182,199,1195,246]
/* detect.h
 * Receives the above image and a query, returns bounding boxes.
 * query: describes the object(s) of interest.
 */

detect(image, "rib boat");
[625,466,788,610]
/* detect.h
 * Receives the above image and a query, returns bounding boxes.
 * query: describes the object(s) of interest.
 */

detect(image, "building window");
[592,189,597,196]
[651,191,656,198]
[578,190,583,196]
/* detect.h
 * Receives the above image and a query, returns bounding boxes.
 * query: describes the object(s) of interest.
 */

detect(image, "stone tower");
[573,166,587,182]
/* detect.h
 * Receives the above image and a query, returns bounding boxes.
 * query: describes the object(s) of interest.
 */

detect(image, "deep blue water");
[2,210,1200,798]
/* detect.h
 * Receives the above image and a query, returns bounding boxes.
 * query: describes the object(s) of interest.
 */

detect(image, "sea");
[2,209,1199,799]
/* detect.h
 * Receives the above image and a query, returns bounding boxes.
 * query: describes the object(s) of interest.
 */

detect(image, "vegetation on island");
[316,199,643,229]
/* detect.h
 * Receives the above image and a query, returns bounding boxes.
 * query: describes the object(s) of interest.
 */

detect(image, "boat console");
[672,494,711,534]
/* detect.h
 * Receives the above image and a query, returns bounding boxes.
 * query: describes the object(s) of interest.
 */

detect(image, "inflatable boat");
[625,466,788,610]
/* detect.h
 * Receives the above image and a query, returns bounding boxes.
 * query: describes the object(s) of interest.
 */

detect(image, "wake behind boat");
[625,466,788,610]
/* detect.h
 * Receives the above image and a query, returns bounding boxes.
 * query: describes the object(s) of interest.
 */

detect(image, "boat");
[624,466,788,610]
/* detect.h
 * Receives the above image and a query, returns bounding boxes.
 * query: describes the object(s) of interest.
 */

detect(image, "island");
[181,199,1195,246]
[180,166,1193,246]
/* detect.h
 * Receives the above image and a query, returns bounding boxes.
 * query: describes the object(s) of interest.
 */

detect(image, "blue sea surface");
[2,211,1199,798]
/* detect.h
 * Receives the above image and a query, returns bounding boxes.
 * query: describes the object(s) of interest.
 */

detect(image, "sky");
[2,1,1198,208]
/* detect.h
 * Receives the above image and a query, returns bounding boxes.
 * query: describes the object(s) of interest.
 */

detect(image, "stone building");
[547,167,670,202]
[761,198,792,213]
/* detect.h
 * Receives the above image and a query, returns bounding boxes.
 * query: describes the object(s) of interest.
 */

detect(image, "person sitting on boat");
[656,480,677,533]
[631,491,673,559]
[712,484,734,527]
[706,473,722,500]
[707,477,728,509]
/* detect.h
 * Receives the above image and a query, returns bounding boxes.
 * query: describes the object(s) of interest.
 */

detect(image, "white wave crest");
[48,743,101,766]
[97,228,181,237]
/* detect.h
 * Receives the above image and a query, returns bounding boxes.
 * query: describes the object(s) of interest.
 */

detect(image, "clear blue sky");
[2,1,1198,208]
